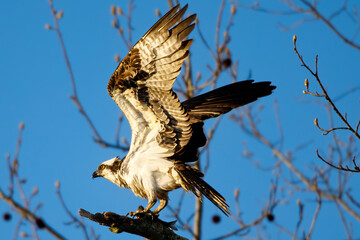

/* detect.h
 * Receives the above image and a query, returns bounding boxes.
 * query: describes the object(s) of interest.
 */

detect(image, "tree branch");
[79,209,187,240]
[47,0,128,151]
[0,189,65,240]
[293,35,360,172]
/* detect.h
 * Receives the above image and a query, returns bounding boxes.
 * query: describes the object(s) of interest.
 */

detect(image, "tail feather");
[182,80,276,122]
[175,164,230,216]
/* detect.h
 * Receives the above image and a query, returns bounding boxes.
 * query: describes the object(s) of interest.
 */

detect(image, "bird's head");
[92,156,123,184]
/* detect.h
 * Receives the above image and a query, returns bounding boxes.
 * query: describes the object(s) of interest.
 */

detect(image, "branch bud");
[312,182,318,191]
[55,180,60,188]
[19,122,25,130]
[224,47,230,55]
[231,5,236,15]
[13,160,18,173]
[117,7,123,16]
[114,54,120,62]
[314,118,319,127]
[119,27,123,35]
[293,34,297,44]
[155,8,161,17]
[44,24,52,30]
[234,188,239,198]
[112,20,118,28]
[304,78,309,89]
[196,72,201,80]
[110,5,116,15]
[32,187,39,195]
[57,10,63,20]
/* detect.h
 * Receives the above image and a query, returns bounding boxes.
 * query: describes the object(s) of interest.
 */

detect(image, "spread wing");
[107,5,196,159]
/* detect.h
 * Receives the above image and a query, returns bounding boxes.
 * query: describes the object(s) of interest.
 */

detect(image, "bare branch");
[55,181,91,240]
[346,191,360,209]
[313,117,349,135]
[294,35,360,171]
[110,1,134,50]
[240,0,360,50]
[300,0,360,50]
[294,199,304,238]
[47,0,128,151]
[316,149,360,172]
[305,195,322,240]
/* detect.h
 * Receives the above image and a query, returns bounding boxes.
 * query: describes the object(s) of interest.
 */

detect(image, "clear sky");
[1,0,359,239]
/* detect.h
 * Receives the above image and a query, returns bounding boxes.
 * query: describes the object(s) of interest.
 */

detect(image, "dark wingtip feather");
[182,80,276,122]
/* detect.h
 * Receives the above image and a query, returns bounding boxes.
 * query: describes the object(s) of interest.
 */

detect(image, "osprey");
[92,4,275,216]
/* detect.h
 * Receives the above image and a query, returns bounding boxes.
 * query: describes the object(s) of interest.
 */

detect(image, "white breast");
[123,149,181,199]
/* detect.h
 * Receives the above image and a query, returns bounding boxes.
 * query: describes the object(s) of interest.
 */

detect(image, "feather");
[174,163,230,216]
[183,80,276,122]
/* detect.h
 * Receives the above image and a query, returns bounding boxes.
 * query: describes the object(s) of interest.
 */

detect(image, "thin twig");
[294,199,304,239]
[316,150,360,172]
[305,195,322,240]
[10,124,39,240]
[300,0,360,50]
[55,182,90,240]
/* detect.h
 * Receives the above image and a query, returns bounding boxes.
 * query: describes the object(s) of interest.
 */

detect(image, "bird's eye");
[99,165,105,170]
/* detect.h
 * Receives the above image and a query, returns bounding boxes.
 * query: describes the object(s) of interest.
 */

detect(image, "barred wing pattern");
[107,5,195,158]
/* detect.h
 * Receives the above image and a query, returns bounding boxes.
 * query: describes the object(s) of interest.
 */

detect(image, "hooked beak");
[92,171,100,179]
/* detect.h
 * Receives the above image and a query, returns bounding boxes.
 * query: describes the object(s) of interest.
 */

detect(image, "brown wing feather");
[108,5,196,156]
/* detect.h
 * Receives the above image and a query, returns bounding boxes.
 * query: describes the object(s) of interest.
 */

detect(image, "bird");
[92,4,276,217]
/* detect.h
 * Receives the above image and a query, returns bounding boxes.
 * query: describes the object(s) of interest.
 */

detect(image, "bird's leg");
[143,198,157,212]
[152,198,168,215]
[128,199,156,217]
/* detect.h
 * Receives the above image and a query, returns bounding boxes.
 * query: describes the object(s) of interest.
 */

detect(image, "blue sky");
[1,0,360,239]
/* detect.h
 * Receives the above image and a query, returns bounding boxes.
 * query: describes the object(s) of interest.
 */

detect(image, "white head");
[92,156,123,185]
